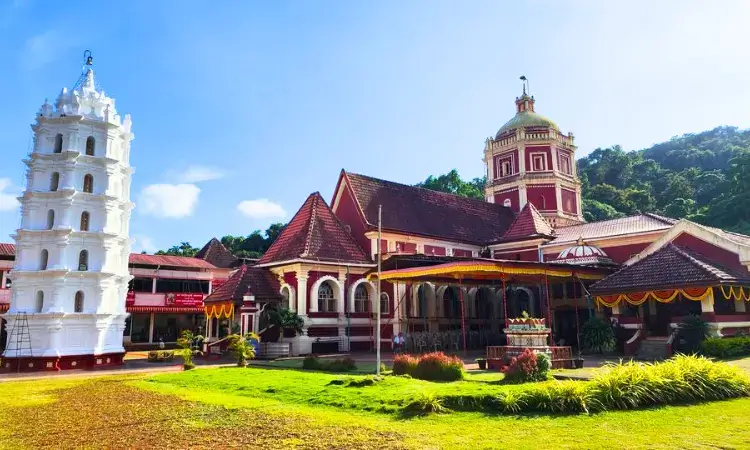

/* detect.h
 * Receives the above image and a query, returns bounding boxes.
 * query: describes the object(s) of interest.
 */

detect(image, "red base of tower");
[0,352,125,374]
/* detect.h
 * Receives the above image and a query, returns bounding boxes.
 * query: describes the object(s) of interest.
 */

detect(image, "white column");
[298,274,309,314]
[208,280,213,295]
[151,277,157,294]
[735,299,746,313]
[1,271,6,289]
[518,144,526,174]
[555,183,563,213]
[338,273,348,314]
[148,312,155,343]
[551,147,559,172]
[701,292,715,314]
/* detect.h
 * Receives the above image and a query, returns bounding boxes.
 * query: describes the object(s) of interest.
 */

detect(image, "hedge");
[393,352,465,381]
[407,355,750,415]
[701,336,750,358]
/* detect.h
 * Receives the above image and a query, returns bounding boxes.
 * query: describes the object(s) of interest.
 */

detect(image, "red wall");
[396,242,417,253]
[527,185,557,211]
[493,189,520,212]
[673,233,748,273]
[453,249,472,257]
[333,184,371,254]
[561,188,578,214]
[525,146,552,171]
[424,245,446,256]
[494,248,539,261]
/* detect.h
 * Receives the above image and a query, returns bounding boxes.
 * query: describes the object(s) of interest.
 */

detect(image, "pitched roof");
[128,253,217,269]
[589,243,750,294]
[551,213,676,244]
[258,192,371,265]
[0,243,219,269]
[500,203,554,242]
[203,265,281,303]
[342,171,515,245]
[0,243,15,257]
[196,238,239,268]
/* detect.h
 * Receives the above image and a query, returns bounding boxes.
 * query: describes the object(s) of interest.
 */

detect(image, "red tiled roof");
[552,213,676,244]
[0,243,16,257]
[128,253,217,269]
[258,192,371,265]
[196,238,239,268]
[500,203,554,242]
[204,265,281,303]
[343,171,515,245]
[589,243,750,294]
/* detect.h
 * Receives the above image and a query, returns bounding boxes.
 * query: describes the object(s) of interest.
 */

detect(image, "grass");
[2,359,750,449]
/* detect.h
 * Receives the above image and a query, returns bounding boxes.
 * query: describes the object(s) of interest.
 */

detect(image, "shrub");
[302,356,357,372]
[302,356,321,370]
[503,349,549,383]
[392,354,418,375]
[227,333,258,367]
[675,315,711,354]
[701,336,750,358]
[414,352,465,381]
[581,317,616,353]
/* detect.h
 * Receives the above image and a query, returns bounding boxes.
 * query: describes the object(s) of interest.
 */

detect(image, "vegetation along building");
[2,62,750,371]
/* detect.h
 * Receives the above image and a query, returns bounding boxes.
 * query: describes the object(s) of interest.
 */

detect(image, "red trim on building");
[127,306,204,314]
[0,352,125,373]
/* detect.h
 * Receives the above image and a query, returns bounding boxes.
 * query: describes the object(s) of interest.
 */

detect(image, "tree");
[268,307,305,342]
[416,169,484,200]
[583,199,624,222]
[156,242,199,257]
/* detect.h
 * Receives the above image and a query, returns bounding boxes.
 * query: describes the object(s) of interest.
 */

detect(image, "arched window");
[40,249,49,270]
[50,172,60,191]
[35,291,44,313]
[280,286,291,310]
[317,282,336,312]
[53,134,63,153]
[85,136,95,156]
[83,174,94,193]
[354,284,369,313]
[503,198,511,208]
[80,211,90,231]
[380,292,390,315]
[46,209,55,229]
[78,250,89,271]
[74,291,84,313]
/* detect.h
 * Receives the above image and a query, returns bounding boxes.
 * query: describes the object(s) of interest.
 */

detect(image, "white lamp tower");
[2,51,134,372]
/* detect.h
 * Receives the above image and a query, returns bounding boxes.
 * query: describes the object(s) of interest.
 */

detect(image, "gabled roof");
[128,253,217,269]
[258,192,371,265]
[499,203,554,242]
[0,243,15,257]
[203,265,281,304]
[340,171,515,245]
[196,238,239,268]
[589,243,750,294]
[551,213,676,244]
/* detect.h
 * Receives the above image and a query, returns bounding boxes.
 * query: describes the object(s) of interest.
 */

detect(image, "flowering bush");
[392,352,465,381]
[503,348,549,383]
[392,354,419,375]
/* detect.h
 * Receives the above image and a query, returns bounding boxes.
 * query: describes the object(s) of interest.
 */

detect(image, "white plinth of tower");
[1,54,134,373]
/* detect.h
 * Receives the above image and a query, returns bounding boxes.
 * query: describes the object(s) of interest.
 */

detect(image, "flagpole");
[376,204,382,376]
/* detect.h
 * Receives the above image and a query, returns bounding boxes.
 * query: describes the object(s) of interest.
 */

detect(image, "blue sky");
[1,1,749,253]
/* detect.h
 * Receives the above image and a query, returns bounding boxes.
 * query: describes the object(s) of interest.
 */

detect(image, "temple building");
[3,72,750,370]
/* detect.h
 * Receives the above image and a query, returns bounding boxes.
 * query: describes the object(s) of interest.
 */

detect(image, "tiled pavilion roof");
[203,265,282,304]
[551,213,676,244]
[589,243,750,295]
[196,238,240,268]
[499,203,554,242]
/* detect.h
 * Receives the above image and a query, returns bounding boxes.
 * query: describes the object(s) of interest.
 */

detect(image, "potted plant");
[475,357,487,370]
[227,332,259,367]
[176,330,203,370]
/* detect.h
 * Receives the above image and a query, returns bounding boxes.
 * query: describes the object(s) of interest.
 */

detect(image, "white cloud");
[138,184,200,219]
[0,178,20,212]
[168,165,226,183]
[132,235,158,254]
[23,30,77,71]
[237,199,286,220]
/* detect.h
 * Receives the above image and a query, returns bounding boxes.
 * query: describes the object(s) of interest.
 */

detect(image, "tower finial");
[520,75,529,96]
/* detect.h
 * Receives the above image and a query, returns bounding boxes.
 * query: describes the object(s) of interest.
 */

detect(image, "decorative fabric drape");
[719,286,750,302]
[204,302,235,319]
[596,287,713,308]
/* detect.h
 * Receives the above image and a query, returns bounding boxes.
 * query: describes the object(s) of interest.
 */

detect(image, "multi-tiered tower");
[484,82,583,227]
[2,53,134,372]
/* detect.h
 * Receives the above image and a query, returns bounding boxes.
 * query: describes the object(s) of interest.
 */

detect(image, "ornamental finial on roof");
[520,75,528,96]
[576,236,585,246]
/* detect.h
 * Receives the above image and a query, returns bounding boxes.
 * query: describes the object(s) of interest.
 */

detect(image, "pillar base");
[0,352,125,373]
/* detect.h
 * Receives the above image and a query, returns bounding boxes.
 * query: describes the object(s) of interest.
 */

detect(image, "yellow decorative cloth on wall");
[719,285,750,302]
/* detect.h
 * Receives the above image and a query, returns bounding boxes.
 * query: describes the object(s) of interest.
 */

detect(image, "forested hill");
[578,126,750,234]
[415,126,750,235]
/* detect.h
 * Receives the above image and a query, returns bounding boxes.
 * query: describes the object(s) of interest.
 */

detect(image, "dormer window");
[85,136,95,156]
[494,154,515,179]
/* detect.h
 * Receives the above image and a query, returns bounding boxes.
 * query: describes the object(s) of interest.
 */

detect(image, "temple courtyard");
[2,357,750,449]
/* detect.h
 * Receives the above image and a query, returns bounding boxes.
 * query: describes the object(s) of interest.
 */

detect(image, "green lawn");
[2,366,750,449]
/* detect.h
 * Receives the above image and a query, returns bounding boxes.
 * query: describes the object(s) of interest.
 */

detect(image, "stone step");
[636,340,670,360]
